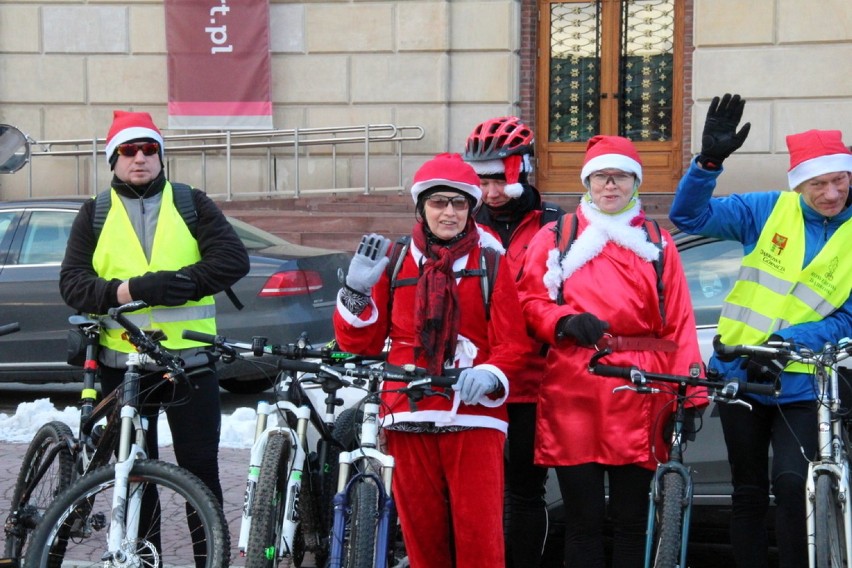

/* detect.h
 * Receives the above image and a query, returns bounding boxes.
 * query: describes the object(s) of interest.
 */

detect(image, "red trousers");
[386,428,505,568]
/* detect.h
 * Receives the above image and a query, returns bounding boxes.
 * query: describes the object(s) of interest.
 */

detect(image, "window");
[19,210,75,265]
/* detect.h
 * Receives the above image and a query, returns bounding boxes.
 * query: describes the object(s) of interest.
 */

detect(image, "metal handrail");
[22,123,425,199]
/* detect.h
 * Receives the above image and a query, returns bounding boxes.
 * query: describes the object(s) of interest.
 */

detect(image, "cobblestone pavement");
[0,441,322,567]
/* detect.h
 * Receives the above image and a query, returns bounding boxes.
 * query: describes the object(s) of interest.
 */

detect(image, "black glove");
[697,93,751,170]
[741,335,785,383]
[557,313,610,347]
[129,270,198,307]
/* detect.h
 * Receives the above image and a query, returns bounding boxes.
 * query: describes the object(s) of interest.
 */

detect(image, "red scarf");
[411,219,479,373]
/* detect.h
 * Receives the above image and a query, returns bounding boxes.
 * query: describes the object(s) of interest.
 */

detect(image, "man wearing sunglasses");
[59,110,250,550]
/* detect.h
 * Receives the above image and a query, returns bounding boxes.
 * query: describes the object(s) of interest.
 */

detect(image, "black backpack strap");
[92,190,111,240]
[385,236,412,317]
[540,201,563,227]
[553,213,578,306]
[479,247,499,320]
[642,219,666,326]
[170,182,199,238]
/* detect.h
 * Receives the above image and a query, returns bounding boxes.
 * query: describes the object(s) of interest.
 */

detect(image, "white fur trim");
[469,159,505,175]
[787,154,852,189]
[105,126,164,163]
[476,226,506,254]
[580,154,643,185]
[410,179,482,205]
[543,199,663,299]
[504,182,524,198]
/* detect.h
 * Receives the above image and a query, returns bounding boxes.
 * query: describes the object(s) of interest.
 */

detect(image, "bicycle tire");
[815,473,847,568]
[652,471,685,568]
[246,431,299,568]
[4,421,74,564]
[345,476,381,568]
[23,459,230,568]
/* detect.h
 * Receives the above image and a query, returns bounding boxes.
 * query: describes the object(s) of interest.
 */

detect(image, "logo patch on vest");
[770,233,788,255]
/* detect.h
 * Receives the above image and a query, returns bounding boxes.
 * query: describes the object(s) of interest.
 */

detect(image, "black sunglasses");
[116,142,160,157]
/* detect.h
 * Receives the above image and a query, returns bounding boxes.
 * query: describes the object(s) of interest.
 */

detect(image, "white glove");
[345,233,392,295]
[453,368,499,405]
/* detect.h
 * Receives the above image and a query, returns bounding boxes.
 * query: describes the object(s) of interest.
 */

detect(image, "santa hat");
[410,153,482,207]
[467,154,533,199]
[786,129,852,190]
[104,110,165,165]
[580,135,643,187]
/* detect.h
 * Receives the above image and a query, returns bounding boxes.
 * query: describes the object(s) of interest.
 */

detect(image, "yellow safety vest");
[718,192,852,372]
[92,183,216,355]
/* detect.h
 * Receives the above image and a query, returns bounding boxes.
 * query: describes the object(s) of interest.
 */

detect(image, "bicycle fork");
[238,400,311,560]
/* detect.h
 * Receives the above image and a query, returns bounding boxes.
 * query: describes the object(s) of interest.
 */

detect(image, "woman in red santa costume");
[517,136,707,568]
[334,152,529,568]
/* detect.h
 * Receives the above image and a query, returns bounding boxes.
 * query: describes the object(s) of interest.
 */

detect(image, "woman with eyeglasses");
[334,152,530,567]
[517,135,706,568]
[59,110,249,560]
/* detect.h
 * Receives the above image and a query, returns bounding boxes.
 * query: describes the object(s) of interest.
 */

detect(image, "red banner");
[165,0,273,130]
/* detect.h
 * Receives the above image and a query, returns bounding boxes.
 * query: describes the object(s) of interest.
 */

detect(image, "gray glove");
[345,233,392,295]
[453,368,499,404]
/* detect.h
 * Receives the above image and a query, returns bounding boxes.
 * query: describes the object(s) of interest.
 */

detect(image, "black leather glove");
[129,270,197,307]
[697,93,751,170]
[557,313,610,347]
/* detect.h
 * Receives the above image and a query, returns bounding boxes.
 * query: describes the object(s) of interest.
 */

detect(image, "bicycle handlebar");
[0,322,20,337]
[276,358,459,390]
[712,334,852,367]
[181,329,382,364]
[108,301,185,374]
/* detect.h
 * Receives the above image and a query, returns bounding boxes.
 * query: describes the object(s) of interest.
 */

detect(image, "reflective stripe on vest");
[718,192,852,372]
[92,183,216,355]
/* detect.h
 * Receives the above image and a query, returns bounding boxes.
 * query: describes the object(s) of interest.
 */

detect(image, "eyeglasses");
[589,172,635,186]
[424,195,471,210]
[116,142,160,158]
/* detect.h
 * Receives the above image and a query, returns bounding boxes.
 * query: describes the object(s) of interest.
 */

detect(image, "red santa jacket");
[334,227,529,433]
[517,201,707,470]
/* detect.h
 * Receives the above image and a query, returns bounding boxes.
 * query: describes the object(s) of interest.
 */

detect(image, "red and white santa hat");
[580,135,643,187]
[467,154,533,199]
[786,129,852,190]
[410,152,483,207]
[104,110,165,165]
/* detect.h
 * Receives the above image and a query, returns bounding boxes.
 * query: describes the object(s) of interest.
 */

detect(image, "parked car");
[541,230,780,567]
[0,198,352,394]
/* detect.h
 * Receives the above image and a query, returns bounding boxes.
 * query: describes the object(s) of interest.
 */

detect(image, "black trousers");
[555,462,653,568]
[718,399,817,568]
[505,403,549,568]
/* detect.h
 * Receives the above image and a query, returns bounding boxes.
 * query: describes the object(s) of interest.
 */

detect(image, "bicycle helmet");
[463,116,534,161]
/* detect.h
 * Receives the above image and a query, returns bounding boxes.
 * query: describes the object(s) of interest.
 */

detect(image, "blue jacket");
[670,159,852,404]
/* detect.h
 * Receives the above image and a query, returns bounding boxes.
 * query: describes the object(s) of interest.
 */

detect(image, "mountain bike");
[713,336,852,568]
[275,358,458,568]
[4,314,107,562]
[21,301,229,567]
[181,329,381,568]
[588,347,778,568]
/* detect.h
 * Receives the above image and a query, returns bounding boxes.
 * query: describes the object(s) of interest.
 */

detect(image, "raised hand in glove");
[129,270,197,307]
[453,368,499,404]
[557,313,610,347]
[344,233,392,295]
[697,93,751,170]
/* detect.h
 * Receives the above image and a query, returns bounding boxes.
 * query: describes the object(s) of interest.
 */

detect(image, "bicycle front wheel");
[4,420,74,563]
[815,473,848,568]
[23,459,229,568]
[246,430,299,568]
[652,471,685,568]
[345,475,381,568]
